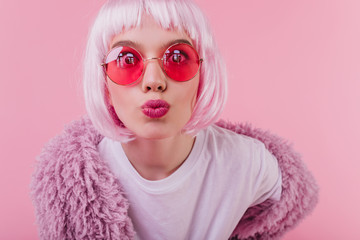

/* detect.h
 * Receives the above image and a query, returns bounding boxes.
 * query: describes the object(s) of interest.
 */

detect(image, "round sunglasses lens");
[105,46,143,85]
[163,43,200,82]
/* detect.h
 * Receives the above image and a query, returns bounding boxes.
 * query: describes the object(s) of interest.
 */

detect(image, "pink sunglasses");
[102,43,203,85]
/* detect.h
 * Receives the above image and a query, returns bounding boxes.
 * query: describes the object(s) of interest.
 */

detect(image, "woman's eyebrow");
[110,40,140,49]
[161,39,193,48]
[110,38,193,50]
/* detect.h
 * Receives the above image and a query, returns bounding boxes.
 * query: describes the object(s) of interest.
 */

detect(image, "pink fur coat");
[31,116,318,239]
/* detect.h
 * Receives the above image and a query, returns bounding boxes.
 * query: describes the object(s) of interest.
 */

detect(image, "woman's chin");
[131,125,180,141]
[136,131,175,140]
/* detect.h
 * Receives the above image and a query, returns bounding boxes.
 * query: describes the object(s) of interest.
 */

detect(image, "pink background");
[1,0,359,239]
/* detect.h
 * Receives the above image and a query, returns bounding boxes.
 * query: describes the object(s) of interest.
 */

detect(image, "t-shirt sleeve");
[250,142,282,207]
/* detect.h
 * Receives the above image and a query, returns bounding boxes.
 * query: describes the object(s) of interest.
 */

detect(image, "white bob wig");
[83,0,227,142]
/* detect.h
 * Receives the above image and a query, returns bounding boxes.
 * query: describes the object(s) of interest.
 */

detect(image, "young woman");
[31,0,318,239]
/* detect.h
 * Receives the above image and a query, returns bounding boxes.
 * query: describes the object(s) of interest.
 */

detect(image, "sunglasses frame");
[101,42,204,86]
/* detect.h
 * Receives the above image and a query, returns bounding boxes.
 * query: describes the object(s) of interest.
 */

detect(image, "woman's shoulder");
[214,120,279,147]
[205,122,267,156]
[208,122,259,141]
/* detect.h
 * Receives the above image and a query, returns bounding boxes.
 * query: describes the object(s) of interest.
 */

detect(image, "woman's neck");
[121,133,196,181]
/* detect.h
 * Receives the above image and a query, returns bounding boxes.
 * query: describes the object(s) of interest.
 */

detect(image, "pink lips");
[141,99,170,118]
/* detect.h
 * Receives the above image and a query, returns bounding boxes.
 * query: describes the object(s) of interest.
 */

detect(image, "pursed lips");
[141,99,170,118]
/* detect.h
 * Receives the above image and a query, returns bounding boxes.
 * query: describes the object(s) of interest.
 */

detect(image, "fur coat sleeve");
[31,116,318,239]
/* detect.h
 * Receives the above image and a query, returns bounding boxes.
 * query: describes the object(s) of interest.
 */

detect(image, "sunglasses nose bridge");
[143,57,163,64]
[142,57,165,73]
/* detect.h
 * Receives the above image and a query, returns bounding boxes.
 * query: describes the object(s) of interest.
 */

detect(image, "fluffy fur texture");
[31,116,318,239]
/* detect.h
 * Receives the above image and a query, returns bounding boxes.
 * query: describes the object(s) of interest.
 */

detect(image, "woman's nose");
[141,60,167,92]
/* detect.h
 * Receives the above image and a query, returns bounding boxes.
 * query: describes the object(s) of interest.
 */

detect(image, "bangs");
[97,0,204,53]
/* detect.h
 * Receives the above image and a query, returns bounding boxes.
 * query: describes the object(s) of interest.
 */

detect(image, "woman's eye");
[125,55,135,64]
[117,52,138,67]
[168,50,187,64]
[171,53,182,63]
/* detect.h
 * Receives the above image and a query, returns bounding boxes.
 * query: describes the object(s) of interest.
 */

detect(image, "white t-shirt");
[98,124,282,240]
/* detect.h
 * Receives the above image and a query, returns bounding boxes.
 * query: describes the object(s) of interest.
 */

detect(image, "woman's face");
[107,15,200,140]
